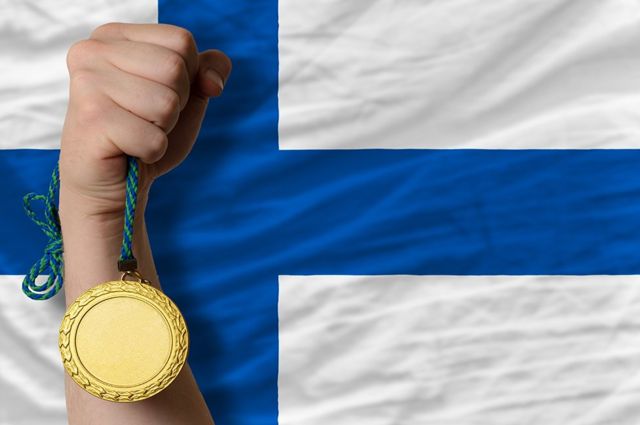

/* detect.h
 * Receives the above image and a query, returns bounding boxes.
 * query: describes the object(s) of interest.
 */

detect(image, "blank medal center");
[75,296,172,387]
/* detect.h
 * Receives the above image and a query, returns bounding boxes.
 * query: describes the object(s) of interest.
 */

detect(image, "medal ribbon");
[22,156,140,300]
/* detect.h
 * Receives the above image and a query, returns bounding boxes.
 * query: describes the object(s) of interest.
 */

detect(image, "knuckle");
[90,22,119,38]
[172,28,195,56]
[69,69,96,91]
[75,97,107,125]
[66,39,100,71]
[164,52,186,83]
[157,89,180,123]
[146,129,168,160]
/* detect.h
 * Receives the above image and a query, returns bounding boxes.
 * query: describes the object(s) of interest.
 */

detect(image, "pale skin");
[57,22,232,424]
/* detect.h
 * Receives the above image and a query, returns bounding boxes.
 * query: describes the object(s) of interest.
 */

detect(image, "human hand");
[53,25,226,424]
[58,22,232,223]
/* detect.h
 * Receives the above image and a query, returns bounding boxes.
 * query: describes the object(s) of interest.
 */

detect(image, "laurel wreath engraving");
[59,281,189,402]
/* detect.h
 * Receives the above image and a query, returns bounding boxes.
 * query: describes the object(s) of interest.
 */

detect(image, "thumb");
[153,49,232,177]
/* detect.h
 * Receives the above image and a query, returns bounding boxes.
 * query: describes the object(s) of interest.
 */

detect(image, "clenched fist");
[59,22,231,220]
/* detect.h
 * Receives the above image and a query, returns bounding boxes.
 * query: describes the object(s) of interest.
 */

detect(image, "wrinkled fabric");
[0,277,65,425]
[278,0,640,150]
[280,275,640,425]
[3,1,640,424]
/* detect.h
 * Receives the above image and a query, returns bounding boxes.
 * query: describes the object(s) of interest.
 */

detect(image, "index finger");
[90,22,199,82]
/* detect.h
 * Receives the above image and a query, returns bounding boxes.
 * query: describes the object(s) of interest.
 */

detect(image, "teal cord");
[22,165,63,300]
[119,156,139,270]
[22,156,140,300]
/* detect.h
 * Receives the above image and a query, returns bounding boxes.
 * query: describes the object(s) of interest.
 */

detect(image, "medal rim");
[59,280,189,403]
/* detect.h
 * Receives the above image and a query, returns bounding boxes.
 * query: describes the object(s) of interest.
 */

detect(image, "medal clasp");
[121,269,151,284]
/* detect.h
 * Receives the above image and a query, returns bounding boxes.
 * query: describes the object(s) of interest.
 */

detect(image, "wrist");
[58,180,150,232]
[58,184,150,305]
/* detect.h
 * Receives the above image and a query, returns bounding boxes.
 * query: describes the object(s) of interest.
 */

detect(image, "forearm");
[59,185,214,425]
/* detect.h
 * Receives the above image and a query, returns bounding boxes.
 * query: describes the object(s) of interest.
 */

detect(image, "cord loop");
[22,157,140,300]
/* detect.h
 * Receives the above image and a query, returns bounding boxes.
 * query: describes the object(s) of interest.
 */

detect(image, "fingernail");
[205,69,224,92]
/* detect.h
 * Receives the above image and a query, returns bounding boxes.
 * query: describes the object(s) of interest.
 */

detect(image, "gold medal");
[23,157,189,402]
[59,270,189,402]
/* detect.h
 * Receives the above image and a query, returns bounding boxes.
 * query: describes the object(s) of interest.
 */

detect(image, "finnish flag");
[2,0,640,424]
